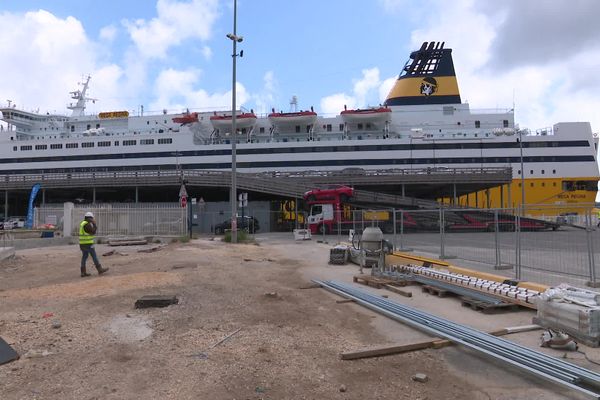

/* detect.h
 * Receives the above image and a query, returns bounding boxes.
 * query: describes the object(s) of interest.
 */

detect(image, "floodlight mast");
[226,0,243,243]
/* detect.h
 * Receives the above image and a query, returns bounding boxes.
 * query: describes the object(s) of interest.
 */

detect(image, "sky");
[1,0,600,136]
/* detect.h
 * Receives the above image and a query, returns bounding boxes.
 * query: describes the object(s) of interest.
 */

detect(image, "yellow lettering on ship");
[98,111,129,119]
[557,194,587,200]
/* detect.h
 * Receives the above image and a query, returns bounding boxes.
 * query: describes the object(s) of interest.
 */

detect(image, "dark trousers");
[80,244,101,269]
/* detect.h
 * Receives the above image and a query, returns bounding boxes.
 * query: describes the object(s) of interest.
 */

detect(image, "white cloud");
[253,71,277,115]
[201,45,213,60]
[320,93,357,116]
[150,67,249,112]
[353,68,380,107]
[379,76,397,103]
[99,25,117,42]
[320,68,389,114]
[123,0,219,59]
[0,10,122,114]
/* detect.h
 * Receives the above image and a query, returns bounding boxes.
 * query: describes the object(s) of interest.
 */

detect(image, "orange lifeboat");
[172,112,199,125]
[209,111,257,131]
[340,106,392,124]
[268,108,317,126]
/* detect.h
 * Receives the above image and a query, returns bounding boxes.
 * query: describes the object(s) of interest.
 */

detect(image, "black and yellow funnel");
[384,42,461,106]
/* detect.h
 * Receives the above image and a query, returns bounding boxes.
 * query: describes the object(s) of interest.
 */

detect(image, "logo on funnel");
[420,77,438,96]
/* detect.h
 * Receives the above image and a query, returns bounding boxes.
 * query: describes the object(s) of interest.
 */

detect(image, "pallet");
[383,284,412,298]
[421,285,449,297]
[388,279,414,287]
[460,296,519,314]
[353,275,395,289]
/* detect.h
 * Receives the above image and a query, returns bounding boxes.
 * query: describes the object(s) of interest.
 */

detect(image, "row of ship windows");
[517,180,597,191]
[518,169,556,175]
[14,138,173,151]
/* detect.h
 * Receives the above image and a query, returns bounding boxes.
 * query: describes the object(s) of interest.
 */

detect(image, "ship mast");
[67,76,95,117]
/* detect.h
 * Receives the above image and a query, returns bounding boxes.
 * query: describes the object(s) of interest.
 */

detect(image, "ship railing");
[467,107,513,114]
[534,126,554,136]
[128,105,231,117]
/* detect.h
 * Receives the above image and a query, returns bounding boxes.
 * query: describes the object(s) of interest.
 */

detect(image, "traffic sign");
[238,192,248,207]
[180,196,187,208]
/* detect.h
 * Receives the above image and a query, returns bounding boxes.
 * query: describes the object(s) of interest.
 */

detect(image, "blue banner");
[25,183,41,229]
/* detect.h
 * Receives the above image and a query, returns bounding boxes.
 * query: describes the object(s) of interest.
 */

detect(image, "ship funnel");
[384,41,461,106]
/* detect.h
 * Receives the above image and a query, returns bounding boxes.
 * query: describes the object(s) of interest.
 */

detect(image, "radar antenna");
[289,96,298,112]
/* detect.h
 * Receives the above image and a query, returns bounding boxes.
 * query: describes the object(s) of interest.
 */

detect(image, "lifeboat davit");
[209,112,257,131]
[340,106,392,124]
[172,112,199,125]
[268,108,317,126]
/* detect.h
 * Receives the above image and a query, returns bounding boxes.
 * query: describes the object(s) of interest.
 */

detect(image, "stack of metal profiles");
[396,264,540,303]
[314,280,600,398]
[378,271,505,305]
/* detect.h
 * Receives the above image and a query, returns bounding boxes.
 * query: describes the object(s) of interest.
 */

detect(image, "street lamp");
[227,0,243,243]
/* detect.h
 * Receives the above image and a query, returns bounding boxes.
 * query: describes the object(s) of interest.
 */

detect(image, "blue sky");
[1,0,600,135]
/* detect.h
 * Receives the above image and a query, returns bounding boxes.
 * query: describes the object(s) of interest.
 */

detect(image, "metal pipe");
[314,280,600,397]
[333,280,600,382]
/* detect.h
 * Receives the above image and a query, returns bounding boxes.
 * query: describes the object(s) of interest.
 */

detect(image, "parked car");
[4,217,25,229]
[212,216,260,235]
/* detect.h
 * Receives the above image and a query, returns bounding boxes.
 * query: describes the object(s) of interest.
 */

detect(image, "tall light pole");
[227,1,243,243]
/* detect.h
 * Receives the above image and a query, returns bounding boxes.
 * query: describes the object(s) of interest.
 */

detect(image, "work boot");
[96,265,109,275]
[80,268,91,278]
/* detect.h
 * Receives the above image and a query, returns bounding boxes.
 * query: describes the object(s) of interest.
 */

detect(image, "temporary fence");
[35,203,188,237]
[304,205,599,288]
[32,201,600,287]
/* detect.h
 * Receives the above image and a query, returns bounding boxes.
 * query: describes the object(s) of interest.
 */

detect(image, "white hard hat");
[84,212,94,218]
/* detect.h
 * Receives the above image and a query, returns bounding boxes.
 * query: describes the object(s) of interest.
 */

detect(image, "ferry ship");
[0,42,598,214]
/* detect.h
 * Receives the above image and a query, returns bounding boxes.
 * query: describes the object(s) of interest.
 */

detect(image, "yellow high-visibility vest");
[79,220,95,245]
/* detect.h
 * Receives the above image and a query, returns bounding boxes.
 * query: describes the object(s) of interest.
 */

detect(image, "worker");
[79,211,108,277]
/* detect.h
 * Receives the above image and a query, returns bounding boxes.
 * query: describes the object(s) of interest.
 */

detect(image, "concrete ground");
[0,233,599,399]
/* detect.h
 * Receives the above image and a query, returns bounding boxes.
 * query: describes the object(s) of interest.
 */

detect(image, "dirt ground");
[0,235,597,399]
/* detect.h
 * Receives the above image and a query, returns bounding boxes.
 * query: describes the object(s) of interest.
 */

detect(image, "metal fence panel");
[516,206,595,287]
[36,203,187,237]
